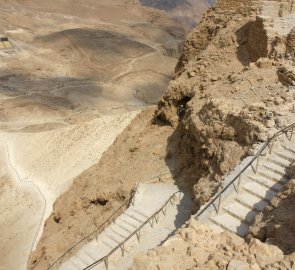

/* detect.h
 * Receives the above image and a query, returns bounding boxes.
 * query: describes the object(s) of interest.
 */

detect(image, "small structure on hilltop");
[0,37,13,49]
[215,0,295,16]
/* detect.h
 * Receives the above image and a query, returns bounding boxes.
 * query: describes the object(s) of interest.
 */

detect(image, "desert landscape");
[0,0,213,269]
[1,0,295,270]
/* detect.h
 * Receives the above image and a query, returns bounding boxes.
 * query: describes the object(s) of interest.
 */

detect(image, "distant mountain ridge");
[139,0,192,10]
[138,0,216,27]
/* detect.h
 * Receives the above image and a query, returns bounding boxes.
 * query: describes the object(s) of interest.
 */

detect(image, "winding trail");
[3,142,47,252]
[57,183,192,270]
[111,51,158,82]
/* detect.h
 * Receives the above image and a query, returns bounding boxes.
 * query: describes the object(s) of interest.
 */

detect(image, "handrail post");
[269,138,276,155]
[290,125,294,141]
[237,174,242,192]
[255,154,260,173]
[269,140,274,154]
[136,229,141,242]
[149,218,154,228]
[217,194,222,214]
[104,258,109,270]
[162,205,166,216]
[170,197,175,205]
[121,243,125,257]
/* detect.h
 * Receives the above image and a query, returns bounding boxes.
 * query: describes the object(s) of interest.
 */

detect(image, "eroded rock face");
[247,176,295,255]
[153,0,295,212]
[130,221,294,270]
[278,66,295,86]
[170,100,262,207]
[249,239,284,267]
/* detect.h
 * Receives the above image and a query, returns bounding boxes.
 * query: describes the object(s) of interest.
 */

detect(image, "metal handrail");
[195,122,295,219]
[47,183,140,270]
[47,168,174,269]
[84,190,181,270]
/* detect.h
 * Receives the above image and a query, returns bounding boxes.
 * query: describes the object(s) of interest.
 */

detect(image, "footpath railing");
[84,191,181,270]
[195,122,295,219]
[47,183,139,270]
[47,169,174,270]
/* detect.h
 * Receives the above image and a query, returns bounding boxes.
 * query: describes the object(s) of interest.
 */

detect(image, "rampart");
[215,0,295,17]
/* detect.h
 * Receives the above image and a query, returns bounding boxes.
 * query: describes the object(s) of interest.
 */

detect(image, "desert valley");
[1,1,295,270]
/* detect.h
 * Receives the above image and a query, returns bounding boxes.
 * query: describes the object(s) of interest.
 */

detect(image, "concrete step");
[57,183,182,270]
[124,210,145,223]
[275,150,295,162]
[69,257,87,269]
[116,219,136,234]
[133,208,151,219]
[83,241,110,260]
[104,230,124,245]
[282,145,295,154]
[61,259,81,270]
[210,214,249,237]
[83,247,99,261]
[61,264,76,270]
[242,182,277,202]
[262,162,287,175]
[223,202,258,224]
[248,176,284,191]
[100,235,118,250]
[235,192,268,211]
[258,168,289,182]
[76,250,94,265]
[267,155,290,168]
[119,215,141,228]
[110,226,129,239]
[130,208,153,220]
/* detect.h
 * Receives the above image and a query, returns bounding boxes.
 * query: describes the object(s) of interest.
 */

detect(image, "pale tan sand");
[0,111,139,270]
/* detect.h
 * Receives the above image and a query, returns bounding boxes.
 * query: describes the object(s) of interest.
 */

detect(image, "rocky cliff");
[247,166,295,255]
[156,0,295,209]
[28,0,295,269]
[131,220,295,270]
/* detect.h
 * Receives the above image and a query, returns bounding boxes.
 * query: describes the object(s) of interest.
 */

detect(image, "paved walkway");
[59,182,192,270]
[196,135,294,237]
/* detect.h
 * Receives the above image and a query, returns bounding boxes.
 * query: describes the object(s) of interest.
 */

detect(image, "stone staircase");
[58,183,189,270]
[197,139,295,237]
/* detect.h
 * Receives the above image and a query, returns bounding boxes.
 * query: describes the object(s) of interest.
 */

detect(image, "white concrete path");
[196,137,295,237]
[58,182,191,270]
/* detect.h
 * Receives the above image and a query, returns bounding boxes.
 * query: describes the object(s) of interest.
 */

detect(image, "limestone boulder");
[249,239,284,267]
[227,259,250,270]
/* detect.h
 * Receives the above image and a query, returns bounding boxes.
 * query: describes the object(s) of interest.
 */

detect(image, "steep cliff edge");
[131,220,294,270]
[156,3,295,209]
[247,166,295,255]
[28,1,295,269]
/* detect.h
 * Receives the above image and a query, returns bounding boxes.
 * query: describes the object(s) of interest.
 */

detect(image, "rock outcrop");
[130,220,294,270]
[156,0,295,209]
[247,166,295,255]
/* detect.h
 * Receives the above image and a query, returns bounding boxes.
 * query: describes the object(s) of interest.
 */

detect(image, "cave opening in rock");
[177,96,191,117]
[90,197,109,206]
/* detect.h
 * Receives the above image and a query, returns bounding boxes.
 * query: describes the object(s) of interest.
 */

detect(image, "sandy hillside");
[27,107,177,270]
[0,0,203,269]
[0,0,186,132]
[0,111,139,270]
[0,144,44,270]
[28,0,295,269]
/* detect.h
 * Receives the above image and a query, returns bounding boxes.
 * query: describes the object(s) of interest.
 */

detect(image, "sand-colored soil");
[0,110,138,270]
[28,107,176,270]
[0,145,43,270]
[0,1,217,269]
